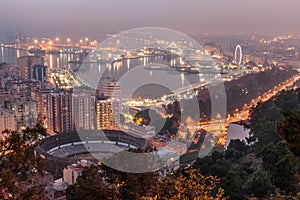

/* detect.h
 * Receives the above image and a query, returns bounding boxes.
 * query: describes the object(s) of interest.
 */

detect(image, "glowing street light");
[85,37,89,46]
[67,38,71,43]
[42,40,45,44]
[34,39,38,44]
[79,39,83,43]
[55,37,60,42]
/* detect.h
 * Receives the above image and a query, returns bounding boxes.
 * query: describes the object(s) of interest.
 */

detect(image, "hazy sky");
[0,0,300,41]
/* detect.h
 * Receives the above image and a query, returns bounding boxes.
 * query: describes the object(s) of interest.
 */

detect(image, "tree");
[275,91,299,111]
[142,168,226,200]
[192,89,300,199]
[0,123,47,199]
[276,109,300,156]
[262,141,299,194]
[102,166,159,200]
[249,121,281,153]
[273,153,298,194]
[225,139,249,161]
[66,148,160,199]
[248,171,275,199]
[101,148,160,199]
[66,165,227,200]
[66,165,120,200]
[221,170,246,200]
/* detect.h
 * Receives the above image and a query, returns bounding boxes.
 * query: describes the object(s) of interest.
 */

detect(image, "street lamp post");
[85,37,89,46]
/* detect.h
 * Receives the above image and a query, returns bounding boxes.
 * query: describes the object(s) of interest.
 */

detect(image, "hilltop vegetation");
[194,89,300,199]
[198,67,297,121]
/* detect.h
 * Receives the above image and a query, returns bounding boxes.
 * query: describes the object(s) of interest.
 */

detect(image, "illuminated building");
[96,95,121,130]
[0,63,20,77]
[31,90,52,123]
[47,89,73,133]
[72,93,95,130]
[30,65,48,82]
[0,109,16,134]
[5,79,41,101]
[97,77,122,100]
[13,100,38,130]
[124,122,156,138]
[17,56,44,79]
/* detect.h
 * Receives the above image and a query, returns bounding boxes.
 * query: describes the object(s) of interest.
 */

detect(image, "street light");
[56,37,60,42]
[67,38,71,43]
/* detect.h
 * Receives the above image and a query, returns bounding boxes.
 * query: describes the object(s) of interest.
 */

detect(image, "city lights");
[0,22,300,200]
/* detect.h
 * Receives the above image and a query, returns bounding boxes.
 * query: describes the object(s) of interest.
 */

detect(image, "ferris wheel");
[234,45,242,65]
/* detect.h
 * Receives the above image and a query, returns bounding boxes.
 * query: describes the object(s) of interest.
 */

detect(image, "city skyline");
[1,0,300,42]
[0,2,300,199]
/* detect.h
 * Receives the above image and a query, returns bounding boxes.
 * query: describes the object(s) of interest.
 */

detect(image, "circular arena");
[35,130,148,179]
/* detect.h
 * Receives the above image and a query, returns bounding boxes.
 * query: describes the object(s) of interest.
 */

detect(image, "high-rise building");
[97,77,122,100]
[31,90,53,123]
[30,65,48,82]
[13,100,38,130]
[96,95,121,130]
[47,89,73,133]
[0,63,20,78]
[17,56,44,79]
[5,79,41,101]
[72,93,95,130]
[0,109,16,134]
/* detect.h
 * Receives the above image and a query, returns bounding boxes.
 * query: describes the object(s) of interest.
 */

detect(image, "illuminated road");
[185,73,300,147]
[51,69,85,89]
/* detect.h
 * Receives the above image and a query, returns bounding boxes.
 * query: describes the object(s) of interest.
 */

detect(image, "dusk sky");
[1,0,300,41]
